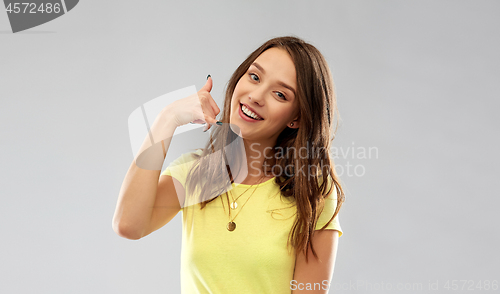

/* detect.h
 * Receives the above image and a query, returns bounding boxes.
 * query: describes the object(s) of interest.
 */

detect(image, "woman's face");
[229,48,299,143]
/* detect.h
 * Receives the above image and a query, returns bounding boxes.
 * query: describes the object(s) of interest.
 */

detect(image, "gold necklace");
[227,188,258,231]
[226,175,265,231]
[229,186,250,209]
[228,175,266,209]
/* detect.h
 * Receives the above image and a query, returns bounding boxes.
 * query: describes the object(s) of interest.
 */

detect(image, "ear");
[289,115,300,129]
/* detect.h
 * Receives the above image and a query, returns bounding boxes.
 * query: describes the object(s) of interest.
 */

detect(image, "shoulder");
[160,148,204,177]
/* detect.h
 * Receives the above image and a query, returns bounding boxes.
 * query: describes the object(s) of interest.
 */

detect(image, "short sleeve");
[314,176,343,237]
[161,149,203,189]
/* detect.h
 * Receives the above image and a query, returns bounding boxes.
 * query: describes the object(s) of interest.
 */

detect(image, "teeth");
[241,105,262,120]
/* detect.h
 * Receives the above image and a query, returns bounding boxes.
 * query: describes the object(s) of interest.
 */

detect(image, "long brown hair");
[185,36,345,262]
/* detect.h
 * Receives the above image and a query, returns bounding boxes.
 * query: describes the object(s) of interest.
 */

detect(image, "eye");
[275,92,287,100]
[249,73,259,82]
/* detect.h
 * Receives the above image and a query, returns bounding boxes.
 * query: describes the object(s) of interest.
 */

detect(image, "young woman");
[113,36,345,293]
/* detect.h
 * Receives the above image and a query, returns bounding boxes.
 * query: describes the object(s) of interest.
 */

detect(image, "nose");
[248,87,266,105]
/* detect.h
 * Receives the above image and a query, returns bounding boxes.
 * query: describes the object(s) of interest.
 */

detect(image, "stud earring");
[290,122,294,127]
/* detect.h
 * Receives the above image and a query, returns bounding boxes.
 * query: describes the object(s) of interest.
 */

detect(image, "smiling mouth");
[240,103,264,120]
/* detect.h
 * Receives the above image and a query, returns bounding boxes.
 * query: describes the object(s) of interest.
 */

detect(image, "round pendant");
[227,221,236,231]
[230,202,238,209]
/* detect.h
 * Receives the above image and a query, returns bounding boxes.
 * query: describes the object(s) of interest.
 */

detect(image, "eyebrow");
[251,62,296,96]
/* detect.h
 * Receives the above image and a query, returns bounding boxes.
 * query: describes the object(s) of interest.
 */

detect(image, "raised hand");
[170,75,221,131]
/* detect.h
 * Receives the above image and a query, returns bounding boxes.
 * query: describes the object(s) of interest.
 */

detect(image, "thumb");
[201,75,213,92]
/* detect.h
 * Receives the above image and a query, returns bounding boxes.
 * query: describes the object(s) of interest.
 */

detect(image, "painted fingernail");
[216,121,223,125]
[207,74,211,80]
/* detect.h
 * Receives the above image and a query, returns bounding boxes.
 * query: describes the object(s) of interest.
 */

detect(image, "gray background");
[1,1,498,293]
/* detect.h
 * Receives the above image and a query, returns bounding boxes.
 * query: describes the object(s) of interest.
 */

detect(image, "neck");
[233,138,276,183]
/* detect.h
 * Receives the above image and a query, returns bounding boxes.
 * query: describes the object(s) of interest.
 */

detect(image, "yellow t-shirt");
[161,149,343,294]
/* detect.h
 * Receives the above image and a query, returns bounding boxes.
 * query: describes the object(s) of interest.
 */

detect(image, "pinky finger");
[204,115,219,126]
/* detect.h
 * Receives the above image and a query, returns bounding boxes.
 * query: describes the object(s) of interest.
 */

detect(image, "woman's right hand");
[169,76,221,131]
